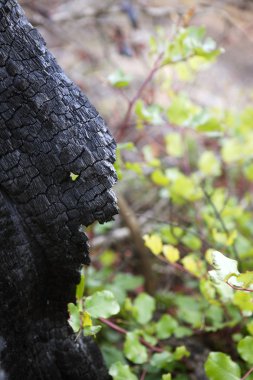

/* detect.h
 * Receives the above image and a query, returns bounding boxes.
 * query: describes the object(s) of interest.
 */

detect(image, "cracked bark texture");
[0,1,118,379]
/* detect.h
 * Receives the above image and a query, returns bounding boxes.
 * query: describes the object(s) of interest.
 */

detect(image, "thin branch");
[202,187,239,261]
[226,281,253,293]
[99,317,164,353]
[116,53,164,141]
[241,366,253,380]
[140,369,148,380]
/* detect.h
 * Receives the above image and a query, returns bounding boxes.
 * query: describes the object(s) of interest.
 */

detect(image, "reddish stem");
[241,367,253,380]
[226,281,253,293]
[140,369,147,380]
[99,317,163,353]
[116,53,163,141]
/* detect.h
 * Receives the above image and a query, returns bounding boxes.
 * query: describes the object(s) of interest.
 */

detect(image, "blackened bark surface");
[0,1,118,379]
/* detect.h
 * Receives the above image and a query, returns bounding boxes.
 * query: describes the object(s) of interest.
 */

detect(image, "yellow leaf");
[181,254,204,277]
[226,230,237,246]
[82,311,92,328]
[143,234,163,255]
[163,245,180,263]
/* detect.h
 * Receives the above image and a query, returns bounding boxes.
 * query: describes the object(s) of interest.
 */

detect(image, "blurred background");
[20,0,253,122]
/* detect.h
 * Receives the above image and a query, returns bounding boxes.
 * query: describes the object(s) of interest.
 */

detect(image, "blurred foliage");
[68,25,253,379]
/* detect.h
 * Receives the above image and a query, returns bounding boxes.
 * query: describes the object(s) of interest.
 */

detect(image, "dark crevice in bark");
[0,1,118,379]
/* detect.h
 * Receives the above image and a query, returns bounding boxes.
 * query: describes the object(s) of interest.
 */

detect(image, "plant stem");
[241,367,253,380]
[116,53,163,141]
[99,317,163,353]
[140,369,147,380]
[202,187,239,262]
[226,281,253,293]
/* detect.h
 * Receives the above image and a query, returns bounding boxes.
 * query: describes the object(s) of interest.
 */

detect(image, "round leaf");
[85,290,120,318]
[205,352,241,380]
[109,362,138,380]
[238,336,253,364]
[123,332,148,364]
[132,293,156,324]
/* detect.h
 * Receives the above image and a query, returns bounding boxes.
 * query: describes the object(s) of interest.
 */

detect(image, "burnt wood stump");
[0,1,118,379]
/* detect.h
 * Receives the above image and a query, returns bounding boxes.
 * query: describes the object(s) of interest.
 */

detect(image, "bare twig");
[116,52,164,141]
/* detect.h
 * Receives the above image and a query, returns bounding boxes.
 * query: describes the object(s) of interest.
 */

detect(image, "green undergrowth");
[68,24,253,380]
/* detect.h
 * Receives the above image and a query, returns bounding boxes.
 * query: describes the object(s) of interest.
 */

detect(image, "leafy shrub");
[69,24,253,380]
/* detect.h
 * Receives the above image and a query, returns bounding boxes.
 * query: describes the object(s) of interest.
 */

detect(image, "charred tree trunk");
[0,1,118,379]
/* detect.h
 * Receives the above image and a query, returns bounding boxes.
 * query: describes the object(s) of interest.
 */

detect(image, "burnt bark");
[0,1,118,379]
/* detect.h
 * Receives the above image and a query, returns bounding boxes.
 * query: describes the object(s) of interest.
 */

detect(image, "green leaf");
[114,273,144,291]
[76,268,85,300]
[182,234,202,250]
[233,292,253,312]
[109,362,138,380]
[123,332,148,364]
[132,293,156,324]
[83,325,102,336]
[101,344,126,368]
[68,303,81,332]
[165,133,184,157]
[237,272,253,288]
[155,314,178,339]
[173,345,190,360]
[181,254,204,277]
[205,352,241,380]
[167,95,199,126]
[162,374,172,380]
[85,290,120,318]
[238,336,253,364]
[70,172,79,181]
[151,170,170,186]
[198,151,221,176]
[108,69,132,88]
[150,351,173,369]
[247,321,253,335]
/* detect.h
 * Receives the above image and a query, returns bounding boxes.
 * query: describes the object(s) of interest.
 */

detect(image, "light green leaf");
[114,273,144,291]
[173,345,190,360]
[165,133,184,157]
[70,172,79,181]
[205,352,241,380]
[108,69,132,88]
[150,351,173,369]
[109,362,138,380]
[132,293,156,324]
[162,374,172,380]
[123,332,148,364]
[151,170,170,186]
[238,336,253,364]
[155,314,178,339]
[247,321,253,336]
[68,303,81,332]
[198,151,221,176]
[83,325,102,336]
[233,292,253,312]
[85,290,120,318]
[236,272,253,288]
[76,268,85,300]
